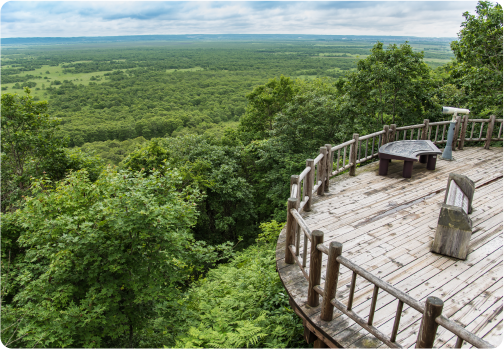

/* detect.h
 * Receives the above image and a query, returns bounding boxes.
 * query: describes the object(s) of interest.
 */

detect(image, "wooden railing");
[284,116,502,348]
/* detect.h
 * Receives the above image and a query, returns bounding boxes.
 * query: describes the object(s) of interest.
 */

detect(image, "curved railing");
[283,115,502,348]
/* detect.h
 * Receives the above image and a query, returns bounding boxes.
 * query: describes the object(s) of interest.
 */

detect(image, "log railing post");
[285,198,298,264]
[304,159,315,212]
[389,124,397,143]
[485,115,496,149]
[452,115,461,150]
[308,230,324,307]
[291,175,300,207]
[421,119,429,140]
[459,115,468,150]
[324,144,332,192]
[349,133,359,176]
[415,296,444,348]
[381,125,390,146]
[320,242,343,321]
[317,147,327,196]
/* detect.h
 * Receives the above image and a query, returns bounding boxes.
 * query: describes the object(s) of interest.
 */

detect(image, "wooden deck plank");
[276,147,503,348]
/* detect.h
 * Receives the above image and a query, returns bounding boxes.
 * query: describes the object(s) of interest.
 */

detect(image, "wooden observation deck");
[276,116,503,348]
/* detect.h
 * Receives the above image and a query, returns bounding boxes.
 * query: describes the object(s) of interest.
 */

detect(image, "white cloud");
[1,1,481,38]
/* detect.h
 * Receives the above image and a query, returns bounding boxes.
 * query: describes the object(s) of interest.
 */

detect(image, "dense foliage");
[1,90,103,212]
[176,221,305,349]
[449,0,503,117]
[1,3,502,347]
[1,167,233,347]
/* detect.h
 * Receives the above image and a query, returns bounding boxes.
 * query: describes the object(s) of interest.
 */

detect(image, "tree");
[450,1,503,116]
[336,42,432,128]
[238,75,299,142]
[1,89,103,212]
[122,135,257,245]
[0,167,231,347]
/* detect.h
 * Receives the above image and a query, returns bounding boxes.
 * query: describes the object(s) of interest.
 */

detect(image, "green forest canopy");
[1,2,502,347]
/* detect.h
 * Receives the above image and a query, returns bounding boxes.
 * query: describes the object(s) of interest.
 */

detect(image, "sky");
[1,1,485,39]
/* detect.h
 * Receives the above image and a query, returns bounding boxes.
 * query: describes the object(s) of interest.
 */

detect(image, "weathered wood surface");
[277,147,503,348]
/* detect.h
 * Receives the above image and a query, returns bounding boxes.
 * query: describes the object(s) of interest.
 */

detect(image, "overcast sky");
[1,1,485,39]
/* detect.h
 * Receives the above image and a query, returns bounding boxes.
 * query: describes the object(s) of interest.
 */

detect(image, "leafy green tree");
[1,90,103,212]
[239,75,299,141]
[1,167,232,348]
[123,135,257,245]
[450,1,503,116]
[336,42,432,128]
[1,90,65,211]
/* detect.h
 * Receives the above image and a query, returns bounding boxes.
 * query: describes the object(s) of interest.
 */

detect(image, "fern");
[174,221,306,348]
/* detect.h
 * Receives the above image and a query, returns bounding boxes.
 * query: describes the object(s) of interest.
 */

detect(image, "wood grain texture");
[277,147,503,348]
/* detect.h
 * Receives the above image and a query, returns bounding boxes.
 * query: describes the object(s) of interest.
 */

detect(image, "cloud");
[1,1,481,38]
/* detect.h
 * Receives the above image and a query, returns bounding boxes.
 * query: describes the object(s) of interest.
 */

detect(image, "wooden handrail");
[283,116,500,348]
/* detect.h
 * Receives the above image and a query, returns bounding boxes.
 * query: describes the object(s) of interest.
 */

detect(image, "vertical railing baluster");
[365,139,369,160]
[498,122,503,140]
[336,149,340,172]
[343,146,347,169]
[442,124,446,142]
[428,126,432,140]
[455,336,464,348]
[302,233,308,268]
[368,285,379,326]
[390,300,404,343]
[410,129,414,140]
[372,136,375,156]
[435,125,440,143]
[295,224,300,256]
[403,130,406,140]
[358,138,362,162]
[417,128,421,140]
[347,271,357,310]
[470,122,475,139]
[479,122,484,140]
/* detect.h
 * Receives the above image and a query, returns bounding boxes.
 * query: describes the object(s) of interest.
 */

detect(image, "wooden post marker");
[304,159,315,211]
[321,242,342,321]
[431,174,475,260]
[389,124,397,143]
[485,115,496,149]
[308,230,324,307]
[317,147,327,196]
[324,144,332,192]
[421,119,429,140]
[415,296,444,348]
[458,115,468,150]
[452,115,461,150]
[349,134,359,176]
[285,198,298,264]
[381,125,390,146]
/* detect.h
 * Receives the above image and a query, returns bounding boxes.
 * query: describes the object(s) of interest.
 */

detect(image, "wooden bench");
[378,140,442,178]
[431,174,475,260]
